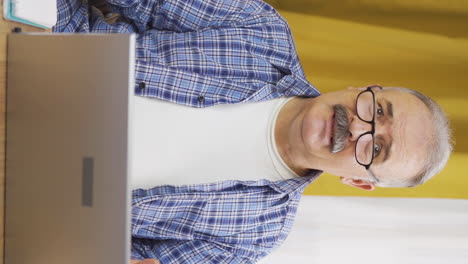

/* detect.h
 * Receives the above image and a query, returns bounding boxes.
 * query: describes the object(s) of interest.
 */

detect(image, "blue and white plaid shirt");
[131,176,319,263]
[54,0,322,262]
[54,0,320,107]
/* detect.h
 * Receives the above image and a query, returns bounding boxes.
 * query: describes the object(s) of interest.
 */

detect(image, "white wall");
[259,196,468,264]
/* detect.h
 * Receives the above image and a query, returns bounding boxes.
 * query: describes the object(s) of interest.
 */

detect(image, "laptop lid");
[5,33,135,264]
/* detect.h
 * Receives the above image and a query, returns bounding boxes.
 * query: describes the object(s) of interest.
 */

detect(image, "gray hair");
[380,87,453,188]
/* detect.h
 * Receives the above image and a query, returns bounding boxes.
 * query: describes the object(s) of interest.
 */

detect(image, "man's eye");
[374,144,381,157]
[377,105,384,116]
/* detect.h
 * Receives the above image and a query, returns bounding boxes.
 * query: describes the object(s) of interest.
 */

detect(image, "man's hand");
[130,259,160,264]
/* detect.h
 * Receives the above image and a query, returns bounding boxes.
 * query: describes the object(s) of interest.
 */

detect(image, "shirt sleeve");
[130,180,301,263]
[53,0,90,33]
[132,237,259,264]
[106,0,278,32]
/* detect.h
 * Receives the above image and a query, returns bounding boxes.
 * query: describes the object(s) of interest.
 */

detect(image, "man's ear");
[340,177,375,191]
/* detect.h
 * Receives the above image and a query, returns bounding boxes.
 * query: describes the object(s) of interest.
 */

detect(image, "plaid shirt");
[131,176,319,263]
[54,0,322,262]
[53,0,320,107]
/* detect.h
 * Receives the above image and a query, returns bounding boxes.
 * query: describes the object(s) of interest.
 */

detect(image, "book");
[3,0,57,29]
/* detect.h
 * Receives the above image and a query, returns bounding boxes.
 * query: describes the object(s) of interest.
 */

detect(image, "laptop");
[4,33,135,264]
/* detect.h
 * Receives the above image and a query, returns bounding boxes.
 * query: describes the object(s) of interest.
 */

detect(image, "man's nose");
[349,116,373,141]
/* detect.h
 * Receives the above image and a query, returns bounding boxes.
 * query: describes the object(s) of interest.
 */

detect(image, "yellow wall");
[267,0,468,198]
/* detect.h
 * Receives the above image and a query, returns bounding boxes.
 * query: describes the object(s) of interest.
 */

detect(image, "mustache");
[330,105,349,153]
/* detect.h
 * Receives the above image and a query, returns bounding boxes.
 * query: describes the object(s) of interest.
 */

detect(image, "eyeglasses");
[355,85,383,184]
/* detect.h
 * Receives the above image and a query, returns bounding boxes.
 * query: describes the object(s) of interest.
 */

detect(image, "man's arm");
[105,0,278,32]
[130,180,311,264]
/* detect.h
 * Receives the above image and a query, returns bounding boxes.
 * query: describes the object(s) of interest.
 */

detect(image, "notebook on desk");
[3,0,57,28]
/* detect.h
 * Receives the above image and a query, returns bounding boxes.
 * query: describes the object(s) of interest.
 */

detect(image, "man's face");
[289,87,433,189]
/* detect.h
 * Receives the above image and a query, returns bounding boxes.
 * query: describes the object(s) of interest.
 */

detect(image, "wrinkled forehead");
[375,90,433,180]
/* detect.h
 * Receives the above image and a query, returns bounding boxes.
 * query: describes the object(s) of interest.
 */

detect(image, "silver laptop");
[4,33,135,264]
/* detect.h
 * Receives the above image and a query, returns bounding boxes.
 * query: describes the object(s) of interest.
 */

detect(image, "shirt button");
[198,95,205,103]
[138,82,146,90]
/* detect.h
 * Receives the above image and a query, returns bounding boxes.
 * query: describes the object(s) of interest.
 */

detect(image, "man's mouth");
[330,113,335,147]
[330,104,349,153]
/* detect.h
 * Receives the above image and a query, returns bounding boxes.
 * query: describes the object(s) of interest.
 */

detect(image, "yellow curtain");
[266,0,468,198]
